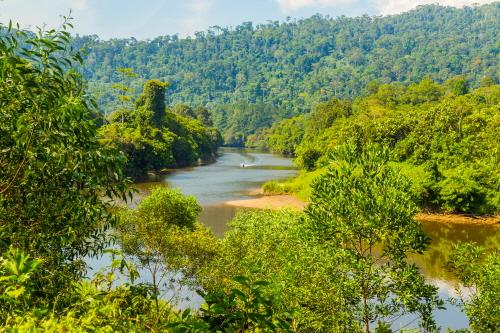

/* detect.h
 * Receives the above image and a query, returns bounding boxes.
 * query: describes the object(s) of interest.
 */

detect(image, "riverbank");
[226,191,500,227]
[225,194,307,211]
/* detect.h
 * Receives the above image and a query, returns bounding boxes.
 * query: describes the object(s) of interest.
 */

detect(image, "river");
[132,147,298,236]
[100,147,500,331]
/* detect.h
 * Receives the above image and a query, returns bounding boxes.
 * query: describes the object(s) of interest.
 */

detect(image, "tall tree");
[0,19,129,305]
[116,187,217,313]
[109,67,137,123]
[306,143,443,332]
[78,3,499,141]
[136,80,169,128]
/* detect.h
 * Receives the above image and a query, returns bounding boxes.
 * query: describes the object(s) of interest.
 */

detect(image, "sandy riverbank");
[225,194,307,211]
[225,192,500,227]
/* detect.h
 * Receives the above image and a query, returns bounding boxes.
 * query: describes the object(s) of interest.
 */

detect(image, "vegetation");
[0,17,130,306]
[1,6,499,332]
[447,244,500,332]
[258,79,500,215]
[0,19,290,333]
[199,209,355,331]
[99,77,222,178]
[115,187,218,308]
[77,3,499,143]
[200,145,446,332]
[306,144,443,332]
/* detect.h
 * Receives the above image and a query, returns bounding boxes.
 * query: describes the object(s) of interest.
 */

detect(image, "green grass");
[263,162,429,203]
[262,167,327,201]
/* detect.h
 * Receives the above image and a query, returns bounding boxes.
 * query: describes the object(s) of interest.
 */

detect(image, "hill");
[77,3,499,144]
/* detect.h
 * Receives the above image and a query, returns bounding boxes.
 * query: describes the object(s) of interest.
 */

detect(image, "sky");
[0,0,497,39]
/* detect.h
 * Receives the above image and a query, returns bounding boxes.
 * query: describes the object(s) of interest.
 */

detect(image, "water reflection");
[131,147,298,237]
[417,221,500,281]
[199,204,246,237]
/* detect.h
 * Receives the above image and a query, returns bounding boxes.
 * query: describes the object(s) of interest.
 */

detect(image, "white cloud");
[277,0,355,12]
[180,0,214,35]
[71,0,88,10]
[373,0,498,15]
[276,0,498,13]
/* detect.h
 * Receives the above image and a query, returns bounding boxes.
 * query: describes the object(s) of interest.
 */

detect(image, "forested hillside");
[254,78,500,215]
[77,3,499,144]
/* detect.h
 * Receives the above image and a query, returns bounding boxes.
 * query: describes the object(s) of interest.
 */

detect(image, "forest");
[253,78,500,215]
[76,2,499,144]
[99,78,222,178]
[0,3,499,333]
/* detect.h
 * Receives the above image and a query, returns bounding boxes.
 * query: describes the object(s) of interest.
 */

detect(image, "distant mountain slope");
[77,3,499,141]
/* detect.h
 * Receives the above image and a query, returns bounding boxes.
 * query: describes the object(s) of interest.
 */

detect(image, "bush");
[437,167,489,214]
[262,181,292,195]
[297,148,322,171]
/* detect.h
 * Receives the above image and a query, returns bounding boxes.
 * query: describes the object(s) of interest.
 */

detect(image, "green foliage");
[306,143,443,332]
[0,247,176,332]
[0,18,129,304]
[261,180,293,195]
[199,209,362,332]
[130,187,201,229]
[108,67,137,124]
[437,167,489,214]
[296,148,321,171]
[197,276,292,333]
[173,104,196,119]
[78,3,499,140]
[260,81,500,214]
[262,167,326,200]
[305,98,352,136]
[0,247,42,319]
[1,9,499,332]
[115,187,219,313]
[0,189,282,333]
[450,77,470,96]
[447,244,500,332]
[100,81,222,178]
[213,102,280,146]
[136,79,169,128]
[249,115,306,155]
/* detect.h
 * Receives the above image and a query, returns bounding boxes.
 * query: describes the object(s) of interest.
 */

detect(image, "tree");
[136,79,169,128]
[199,209,360,332]
[173,104,195,119]
[447,244,500,333]
[257,80,500,215]
[80,3,499,140]
[115,187,218,312]
[297,147,321,171]
[100,81,222,177]
[448,77,469,96]
[306,143,443,332]
[0,18,129,305]
[108,67,137,123]
[197,276,293,333]
[194,106,213,126]
[306,98,351,136]
[0,248,288,332]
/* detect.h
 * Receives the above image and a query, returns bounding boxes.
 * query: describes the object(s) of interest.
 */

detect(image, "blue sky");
[0,0,496,39]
